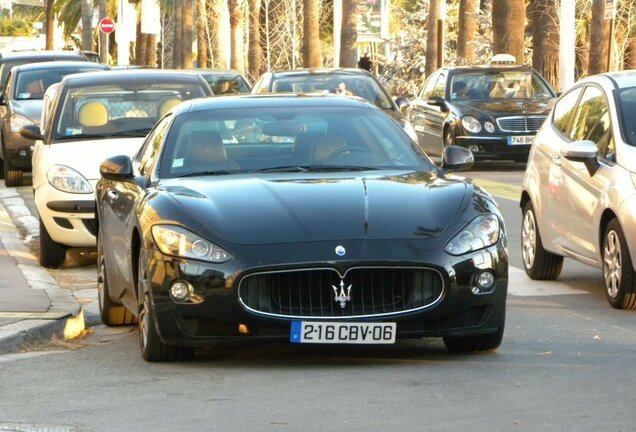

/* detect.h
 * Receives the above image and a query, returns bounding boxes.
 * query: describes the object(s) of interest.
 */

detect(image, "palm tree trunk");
[248,0,262,80]
[174,2,183,68]
[45,0,54,50]
[211,0,230,68]
[146,34,157,67]
[425,0,441,76]
[197,0,209,68]
[626,38,636,69]
[457,0,478,65]
[98,0,108,63]
[80,0,93,51]
[182,0,194,69]
[492,0,526,63]
[588,0,610,74]
[229,0,246,73]
[303,0,320,67]
[136,22,148,66]
[340,0,357,67]
[529,0,559,89]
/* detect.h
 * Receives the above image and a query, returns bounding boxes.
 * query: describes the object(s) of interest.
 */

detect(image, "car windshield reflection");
[450,71,553,101]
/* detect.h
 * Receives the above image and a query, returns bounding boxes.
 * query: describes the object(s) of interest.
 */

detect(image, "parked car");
[196,69,251,94]
[521,71,636,309]
[409,60,557,161]
[95,94,508,361]
[251,68,417,142]
[0,50,88,90]
[19,69,213,268]
[0,61,108,186]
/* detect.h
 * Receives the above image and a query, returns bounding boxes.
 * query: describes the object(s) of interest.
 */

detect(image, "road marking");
[507,266,589,297]
[470,178,522,201]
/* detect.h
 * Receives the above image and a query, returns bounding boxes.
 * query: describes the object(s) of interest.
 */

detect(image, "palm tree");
[303,0,320,67]
[248,0,262,80]
[80,0,93,50]
[98,0,108,62]
[588,0,610,74]
[456,0,478,65]
[529,0,559,88]
[340,0,357,67]
[45,0,54,49]
[229,0,245,73]
[425,0,441,76]
[182,0,194,68]
[492,0,526,63]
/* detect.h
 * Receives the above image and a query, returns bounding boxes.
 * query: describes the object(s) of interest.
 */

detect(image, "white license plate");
[290,321,396,344]
[508,135,534,145]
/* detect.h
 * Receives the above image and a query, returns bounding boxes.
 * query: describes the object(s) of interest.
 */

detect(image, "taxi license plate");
[290,321,396,344]
[508,135,534,145]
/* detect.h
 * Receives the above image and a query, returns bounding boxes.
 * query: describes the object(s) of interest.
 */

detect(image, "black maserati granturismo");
[95,94,508,361]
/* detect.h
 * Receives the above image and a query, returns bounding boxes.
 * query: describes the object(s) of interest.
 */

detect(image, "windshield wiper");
[57,133,108,140]
[249,165,382,173]
[110,128,152,137]
[248,165,310,173]
[176,170,238,178]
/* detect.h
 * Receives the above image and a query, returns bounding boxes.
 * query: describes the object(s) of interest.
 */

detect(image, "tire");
[443,324,505,353]
[97,230,136,326]
[3,157,22,187]
[137,248,193,362]
[39,218,66,269]
[521,201,563,280]
[602,219,636,310]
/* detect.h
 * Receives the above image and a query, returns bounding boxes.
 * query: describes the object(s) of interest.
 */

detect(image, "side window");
[569,85,613,160]
[432,74,446,98]
[419,73,438,99]
[552,86,583,137]
[138,116,172,176]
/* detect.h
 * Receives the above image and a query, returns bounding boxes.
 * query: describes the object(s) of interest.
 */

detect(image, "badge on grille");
[335,245,346,256]
[332,280,352,309]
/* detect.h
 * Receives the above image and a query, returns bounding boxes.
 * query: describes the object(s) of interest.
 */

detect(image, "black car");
[196,68,251,94]
[0,50,88,90]
[0,61,108,186]
[96,94,508,361]
[409,64,557,161]
[252,68,417,142]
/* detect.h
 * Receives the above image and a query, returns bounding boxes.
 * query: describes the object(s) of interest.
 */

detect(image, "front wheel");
[521,201,563,280]
[603,219,636,309]
[39,218,66,269]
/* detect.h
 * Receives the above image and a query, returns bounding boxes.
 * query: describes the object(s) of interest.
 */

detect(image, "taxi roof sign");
[491,54,516,65]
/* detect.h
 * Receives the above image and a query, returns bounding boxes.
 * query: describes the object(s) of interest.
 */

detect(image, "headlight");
[152,224,232,263]
[461,116,482,133]
[10,113,33,133]
[445,214,500,255]
[484,121,495,133]
[47,165,92,193]
[401,120,418,142]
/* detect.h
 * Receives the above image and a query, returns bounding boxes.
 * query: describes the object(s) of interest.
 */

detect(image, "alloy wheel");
[138,262,150,352]
[521,209,536,269]
[604,230,622,299]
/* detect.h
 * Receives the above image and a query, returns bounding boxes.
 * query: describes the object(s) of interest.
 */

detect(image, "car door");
[0,71,13,155]
[554,84,615,263]
[424,73,448,155]
[409,72,439,153]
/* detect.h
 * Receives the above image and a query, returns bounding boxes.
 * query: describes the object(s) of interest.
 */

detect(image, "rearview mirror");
[440,145,474,174]
[100,155,134,181]
[19,124,43,141]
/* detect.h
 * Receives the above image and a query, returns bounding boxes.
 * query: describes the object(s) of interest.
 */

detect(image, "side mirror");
[394,96,410,111]
[100,155,134,181]
[0,96,5,106]
[19,124,43,141]
[560,139,599,175]
[440,145,474,174]
[426,96,448,112]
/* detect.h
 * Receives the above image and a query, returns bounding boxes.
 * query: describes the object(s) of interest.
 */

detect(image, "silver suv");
[521,71,636,309]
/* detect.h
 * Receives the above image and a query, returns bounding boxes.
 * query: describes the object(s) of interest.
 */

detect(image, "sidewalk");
[0,191,84,354]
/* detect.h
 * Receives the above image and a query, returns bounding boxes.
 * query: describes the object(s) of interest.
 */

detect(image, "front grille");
[496,116,546,133]
[238,267,444,318]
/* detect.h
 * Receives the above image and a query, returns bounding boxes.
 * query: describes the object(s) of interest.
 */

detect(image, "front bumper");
[455,135,531,161]
[3,131,34,169]
[144,239,508,347]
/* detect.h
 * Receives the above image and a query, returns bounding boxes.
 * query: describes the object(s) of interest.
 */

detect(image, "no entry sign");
[99,18,115,34]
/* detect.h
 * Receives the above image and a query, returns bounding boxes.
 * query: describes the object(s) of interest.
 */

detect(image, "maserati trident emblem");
[332,280,352,309]
[335,245,346,256]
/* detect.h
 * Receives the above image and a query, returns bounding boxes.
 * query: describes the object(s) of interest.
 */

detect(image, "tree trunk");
[182,0,194,69]
[303,0,321,67]
[492,0,526,64]
[173,2,183,68]
[146,34,157,67]
[340,0,357,67]
[98,0,108,63]
[80,0,93,51]
[247,0,262,80]
[197,0,209,68]
[457,0,478,65]
[45,0,54,50]
[588,0,610,74]
[425,0,441,76]
[211,0,230,68]
[529,0,559,89]
[625,38,636,69]
[229,0,246,73]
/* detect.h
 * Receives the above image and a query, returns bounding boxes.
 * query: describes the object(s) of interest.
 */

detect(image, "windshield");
[159,106,434,178]
[618,86,636,146]
[450,70,554,101]
[52,83,208,141]
[271,75,394,110]
[202,73,250,94]
[14,66,105,100]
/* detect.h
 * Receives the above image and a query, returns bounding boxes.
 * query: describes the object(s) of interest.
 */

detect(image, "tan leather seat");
[78,101,117,133]
[185,130,239,171]
[160,98,181,116]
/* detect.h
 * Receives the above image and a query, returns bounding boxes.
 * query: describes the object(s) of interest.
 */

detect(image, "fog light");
[472,271,495,294]
[238,324,250,335]
[469,145,480,152]
[170,281,193,300]
[18,149,28,158]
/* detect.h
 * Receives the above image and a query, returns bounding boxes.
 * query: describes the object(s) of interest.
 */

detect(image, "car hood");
[12,99,43,125]
[47,137,144,180]
[451,98,555,118]
[159,172,469,245]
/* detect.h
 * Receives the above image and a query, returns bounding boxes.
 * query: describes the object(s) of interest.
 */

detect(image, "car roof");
[196,68,243,75]
[13,61,107,72]
[177,93,373,114]
[592,71,636,89]
[441,65,534,74]
[268,68,374,78]
[60,69,207,88]
[0,50,86,61]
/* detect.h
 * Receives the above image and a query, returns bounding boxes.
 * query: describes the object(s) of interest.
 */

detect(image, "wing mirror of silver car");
[100,155,134,181]
[440,145,474,174]
[560,140,599,176]
[19,124,43,141]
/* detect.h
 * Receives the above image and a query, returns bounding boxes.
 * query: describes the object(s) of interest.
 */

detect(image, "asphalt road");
[1,163,635,432]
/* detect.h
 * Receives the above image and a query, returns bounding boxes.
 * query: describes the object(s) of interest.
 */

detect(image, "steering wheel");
[326,146,371,160]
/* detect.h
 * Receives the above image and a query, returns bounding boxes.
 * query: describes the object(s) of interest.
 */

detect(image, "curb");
[0,188,85,354]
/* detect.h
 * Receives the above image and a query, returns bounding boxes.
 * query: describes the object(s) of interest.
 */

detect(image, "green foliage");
[0,16,35,36]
